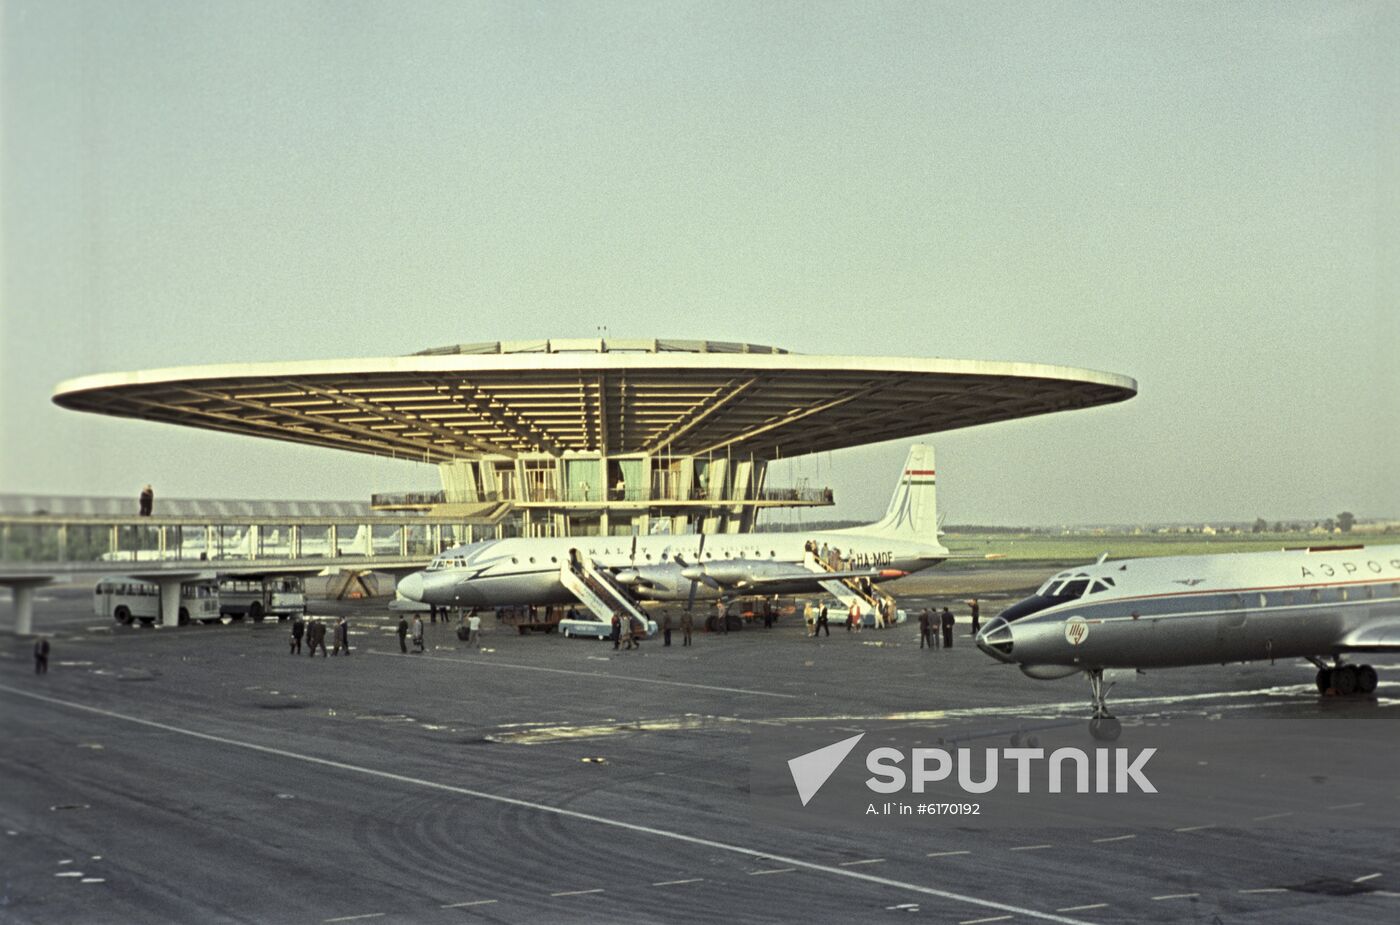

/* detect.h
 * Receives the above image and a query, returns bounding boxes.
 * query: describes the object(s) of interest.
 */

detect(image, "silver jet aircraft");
[398,445,952,633]
[976,544,1400,739]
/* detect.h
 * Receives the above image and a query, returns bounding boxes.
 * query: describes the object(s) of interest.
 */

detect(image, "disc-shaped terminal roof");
[53,338,1136,461]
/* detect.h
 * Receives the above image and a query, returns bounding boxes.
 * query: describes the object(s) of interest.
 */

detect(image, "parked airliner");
[397,445,953,630]
[975,544,1400,739]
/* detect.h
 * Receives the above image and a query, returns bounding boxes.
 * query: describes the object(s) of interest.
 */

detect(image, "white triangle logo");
[787,733,865,806]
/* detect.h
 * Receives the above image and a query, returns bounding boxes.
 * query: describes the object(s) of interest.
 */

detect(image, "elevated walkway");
[0,509,496,635]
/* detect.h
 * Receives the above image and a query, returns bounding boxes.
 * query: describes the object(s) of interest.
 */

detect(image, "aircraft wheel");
[1357,664,1379,695]
[114,606,132,625]
[1088,716,1122,742]
[1333,665,1359,696]
[1316,668,1332,693]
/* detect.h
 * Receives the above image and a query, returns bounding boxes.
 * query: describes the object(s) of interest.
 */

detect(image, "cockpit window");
[1046,576,1090,600]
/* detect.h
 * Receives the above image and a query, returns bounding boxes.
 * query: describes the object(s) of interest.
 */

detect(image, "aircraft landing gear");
[1086,669,1121,741]
[1311,657,1379,696]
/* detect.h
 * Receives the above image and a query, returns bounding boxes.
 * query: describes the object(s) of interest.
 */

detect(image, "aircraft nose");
[398,571,426,602]
[976,617,1015,662]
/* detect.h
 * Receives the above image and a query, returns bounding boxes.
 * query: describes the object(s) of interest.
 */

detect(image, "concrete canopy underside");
[53,349,1137,462]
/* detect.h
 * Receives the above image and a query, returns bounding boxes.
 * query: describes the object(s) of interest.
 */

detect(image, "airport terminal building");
[52,338,1137,539]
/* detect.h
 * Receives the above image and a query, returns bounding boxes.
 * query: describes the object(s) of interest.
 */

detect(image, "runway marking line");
[1009,844,1053,851]
[1056,904,1108,912]
[1151,893,1199,900]
[959,916,1013,924]
[749,868,797,876]
[1090,835,1135,843]
[366,649,797,699]
[1252,811,1293,821]
[1353,873,1382,883]
[1326,802,1364,810]
[0,685,1097,925]
[550,888,604,897]
[441,899,497,908]
[323,915,385,923]
[652,878,704,886]
[1172,824,1215,833]
[1238,888,1286,894]
[928,850,971,858]
[839,858,885,866]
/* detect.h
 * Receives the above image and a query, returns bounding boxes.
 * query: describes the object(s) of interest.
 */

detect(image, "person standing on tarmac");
[307,619,328,657]
[941,607,955,649]
[680,611,693,646]
[969,598,981,635]
[816,603,829,637]
[290,614,305,655]
[662,613,673,647]
[411,615,425,653]
[397,615,409,653]
[33,636,50,674]
[611,611,622,650]
[920,609,933,649]
[332,616,351,656]
[468,612,481,648]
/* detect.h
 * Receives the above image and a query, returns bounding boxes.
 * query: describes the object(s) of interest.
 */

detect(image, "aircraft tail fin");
[858,444,941,542]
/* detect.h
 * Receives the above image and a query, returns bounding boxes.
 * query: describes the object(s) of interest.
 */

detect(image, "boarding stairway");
[559,551,655,635]
[802,551,902,626]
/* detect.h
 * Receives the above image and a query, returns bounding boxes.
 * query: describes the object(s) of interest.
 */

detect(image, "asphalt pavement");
[2,585,1398,924]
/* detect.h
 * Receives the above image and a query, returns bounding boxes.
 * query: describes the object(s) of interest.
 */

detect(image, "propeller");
[683,532,707,611]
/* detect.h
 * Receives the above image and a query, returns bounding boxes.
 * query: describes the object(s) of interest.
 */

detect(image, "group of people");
[659,612,693,646]
[610,611,648,650]
[288,615,352,656]
[394,612,481,653]
[919,598,980,650]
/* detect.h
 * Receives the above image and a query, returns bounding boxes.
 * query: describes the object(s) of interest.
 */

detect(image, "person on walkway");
[33,636,49,674]
[803,601,815,637]
[138,484,153,517]
[411,615,425,653]
[816,603,829,637]
[969,598,981,635]
[397,615,409,653]
[849,602,862,632]
[624,616,641,650]
[919,609,933,649]
[680,611,693,646]
[941,607,955,649]
[290,614,306,655]
[611,611,622,650]
[662,613,673,647]
[332,616,351,656]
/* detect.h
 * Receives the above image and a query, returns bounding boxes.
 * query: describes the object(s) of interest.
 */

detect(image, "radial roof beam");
[434,379,562,456]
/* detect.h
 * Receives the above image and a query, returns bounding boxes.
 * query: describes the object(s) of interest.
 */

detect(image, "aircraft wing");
[1336,619,1400,653]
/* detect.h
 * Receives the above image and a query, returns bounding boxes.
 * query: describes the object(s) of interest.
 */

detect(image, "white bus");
[218,576,307,622]
[94,576,222,626]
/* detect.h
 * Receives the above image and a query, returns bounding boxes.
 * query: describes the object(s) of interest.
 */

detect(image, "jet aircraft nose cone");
[398,571,426,602]
[976,617,1015,662]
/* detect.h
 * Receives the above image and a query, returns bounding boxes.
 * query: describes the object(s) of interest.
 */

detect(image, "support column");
[2,578,53,636]
[157,578,183,627]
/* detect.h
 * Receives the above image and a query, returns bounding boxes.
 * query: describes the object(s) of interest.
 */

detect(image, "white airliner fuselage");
[398,444,951,613]
[977,544,1400,739]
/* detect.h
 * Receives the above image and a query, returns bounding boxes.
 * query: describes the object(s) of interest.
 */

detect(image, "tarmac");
[2,576,1398,924]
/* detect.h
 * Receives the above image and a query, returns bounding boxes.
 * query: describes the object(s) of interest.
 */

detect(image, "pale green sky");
[2,1,1396,525]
